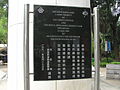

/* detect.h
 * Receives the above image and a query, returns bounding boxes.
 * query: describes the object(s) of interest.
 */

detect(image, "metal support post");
[24,4,30,90]
[94,7,100,90]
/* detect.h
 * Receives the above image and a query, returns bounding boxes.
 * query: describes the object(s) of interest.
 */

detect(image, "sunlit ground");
[0,65,120,90]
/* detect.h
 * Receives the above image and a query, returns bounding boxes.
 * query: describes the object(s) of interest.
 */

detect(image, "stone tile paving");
[0,66,120,90]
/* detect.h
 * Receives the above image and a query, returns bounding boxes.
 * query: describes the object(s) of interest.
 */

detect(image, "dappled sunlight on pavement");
[0,65,7,90]
[100,68,120,90]
[0,66,120,90]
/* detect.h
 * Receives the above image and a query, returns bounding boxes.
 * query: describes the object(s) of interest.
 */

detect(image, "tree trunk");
[112,25,120,61]
[111,21,120,61]
[113,41,120,61]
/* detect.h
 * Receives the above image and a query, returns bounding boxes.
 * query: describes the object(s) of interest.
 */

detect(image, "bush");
[110,62,120,64]
[92,58,109,67]
[101,57,113,63]
[92,58,94,62]
[100,62,120,67]
[100,62,109,67]
[91,58,120,67]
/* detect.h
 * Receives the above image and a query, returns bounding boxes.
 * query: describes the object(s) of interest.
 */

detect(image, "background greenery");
[91,0,120,62]
[0,0,8,43]
[92,57,120,67]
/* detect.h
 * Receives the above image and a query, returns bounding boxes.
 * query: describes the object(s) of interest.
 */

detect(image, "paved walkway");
[0,66,120,90]
[99,68,120,90]
[0,65,7,90]
[0,80,7,90]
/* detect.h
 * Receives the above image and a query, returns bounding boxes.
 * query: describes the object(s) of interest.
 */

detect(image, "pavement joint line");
[1,74,7,80]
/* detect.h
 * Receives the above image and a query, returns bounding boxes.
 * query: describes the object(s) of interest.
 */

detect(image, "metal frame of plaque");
[34,5,91,81]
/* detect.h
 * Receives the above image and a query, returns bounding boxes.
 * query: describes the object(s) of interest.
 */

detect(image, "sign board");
[107,41,111,52]
[105,41,111,52]
[34,5,91,80]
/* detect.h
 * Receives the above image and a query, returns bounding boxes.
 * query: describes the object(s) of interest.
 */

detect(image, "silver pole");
[24,4,30,90]
[94,7,100,90]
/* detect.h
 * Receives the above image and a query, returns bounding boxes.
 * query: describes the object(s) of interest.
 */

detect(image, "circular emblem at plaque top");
[82,10,88,17]
[38,7,44,13]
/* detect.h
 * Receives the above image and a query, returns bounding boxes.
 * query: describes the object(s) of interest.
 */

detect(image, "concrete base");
[106,64,120,79]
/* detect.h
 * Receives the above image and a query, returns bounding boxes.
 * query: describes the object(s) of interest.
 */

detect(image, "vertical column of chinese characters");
[81,44,85,78]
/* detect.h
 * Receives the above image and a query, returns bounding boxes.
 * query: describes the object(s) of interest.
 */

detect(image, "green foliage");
[0,0,8,7]
[92,58,94,62]
[100,57,113,67]
[110,62,120,64]
[92,59,109,67]
[0,0,8,43]
[116,20,120,44]
[100,61,120,67]
[100,62,109,67]
[91,34,94,57]
[101,57,113,63]
[0,17,7,43]
[92,57,119,67]
[99,0,119,40]
[92,0,120,61]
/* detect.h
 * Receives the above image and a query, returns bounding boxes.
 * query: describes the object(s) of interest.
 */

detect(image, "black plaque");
[34,5,91,80]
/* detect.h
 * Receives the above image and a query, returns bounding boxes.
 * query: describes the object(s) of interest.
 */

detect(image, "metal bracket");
[91,13,95,16]
[29,12,34,13]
